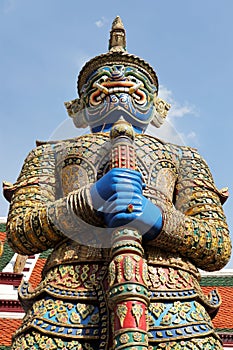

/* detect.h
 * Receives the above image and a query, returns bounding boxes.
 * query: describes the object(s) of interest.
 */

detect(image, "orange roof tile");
[0,318,22,346]
[0,232,6,244]
[202,286,233,329]
[28,258,46,289]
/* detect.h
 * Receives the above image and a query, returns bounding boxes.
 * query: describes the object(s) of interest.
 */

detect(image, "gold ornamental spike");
[108,16,126,52]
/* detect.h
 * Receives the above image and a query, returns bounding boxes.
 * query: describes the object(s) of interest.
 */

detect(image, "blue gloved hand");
[90,168,163,241]
[90,168,143,210]
[104,191,163,241]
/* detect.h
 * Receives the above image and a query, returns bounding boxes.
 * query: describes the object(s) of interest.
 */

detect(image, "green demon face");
[79,65,158,132]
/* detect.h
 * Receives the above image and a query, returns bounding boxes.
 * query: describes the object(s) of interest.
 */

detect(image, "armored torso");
[9,132,226,349]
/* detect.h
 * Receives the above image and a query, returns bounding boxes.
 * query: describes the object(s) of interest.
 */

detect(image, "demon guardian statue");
[5,17,231,350]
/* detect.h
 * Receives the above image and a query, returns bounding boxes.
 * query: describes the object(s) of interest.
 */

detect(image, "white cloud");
[158,85,173,102]
[95,17,108,28]
[147,120,186,145]
[158,85,197,119]
[147,121,198,147]
[149,85,199,146]
[186,131,197,140]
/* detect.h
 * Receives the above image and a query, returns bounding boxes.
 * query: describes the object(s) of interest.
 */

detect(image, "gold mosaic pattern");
[134,135,231,271]
[12,331,96,350]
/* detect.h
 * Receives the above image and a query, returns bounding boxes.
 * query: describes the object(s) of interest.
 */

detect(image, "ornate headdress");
[65,16,170,129]
[77,16,158,94]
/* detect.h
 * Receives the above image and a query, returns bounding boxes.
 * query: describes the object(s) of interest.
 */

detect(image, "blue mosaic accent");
[148,322,213,342]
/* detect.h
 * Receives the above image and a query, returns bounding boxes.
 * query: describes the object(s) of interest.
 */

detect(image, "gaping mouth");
[89,81,147,106]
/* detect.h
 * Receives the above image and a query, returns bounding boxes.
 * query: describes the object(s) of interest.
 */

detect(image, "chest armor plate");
[55,133,181,203]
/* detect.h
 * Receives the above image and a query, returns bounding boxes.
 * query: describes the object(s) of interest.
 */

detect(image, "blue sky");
[0,0,232,268]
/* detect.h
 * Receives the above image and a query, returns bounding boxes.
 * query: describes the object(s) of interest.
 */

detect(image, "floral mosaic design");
[148,300,212,328]
[148,335,223,350]
[12,331,96,350]
[29,297,99,326]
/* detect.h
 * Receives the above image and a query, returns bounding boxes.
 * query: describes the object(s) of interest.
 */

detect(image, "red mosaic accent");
[113,301,147,330]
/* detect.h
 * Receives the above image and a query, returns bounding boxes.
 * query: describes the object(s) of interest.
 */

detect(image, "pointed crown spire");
[109,16,126,52]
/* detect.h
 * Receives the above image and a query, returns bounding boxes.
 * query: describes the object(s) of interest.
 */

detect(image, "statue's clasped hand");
[90,168,163,240]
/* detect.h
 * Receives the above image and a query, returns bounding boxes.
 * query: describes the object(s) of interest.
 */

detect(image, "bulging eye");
[127,75,139,84]
[96,75,109,85]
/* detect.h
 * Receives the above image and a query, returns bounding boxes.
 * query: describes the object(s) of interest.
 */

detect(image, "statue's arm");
[150,147,231,271]
[6,143,103,255]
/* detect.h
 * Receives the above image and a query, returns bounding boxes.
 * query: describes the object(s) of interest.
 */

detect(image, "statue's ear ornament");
[64,98,88,128]
[151,96,171,128]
